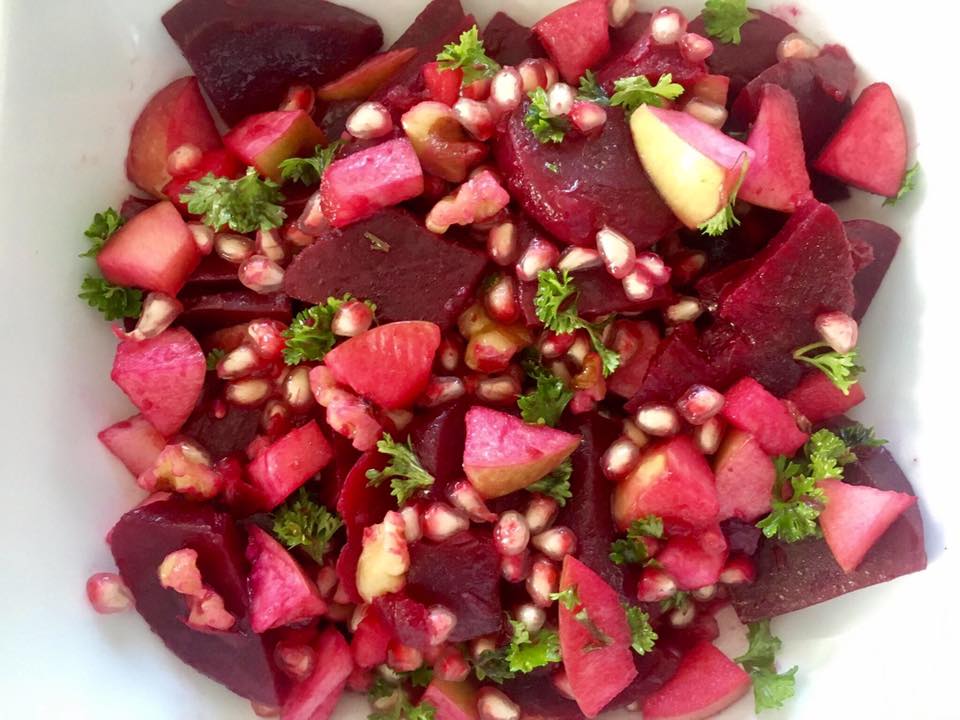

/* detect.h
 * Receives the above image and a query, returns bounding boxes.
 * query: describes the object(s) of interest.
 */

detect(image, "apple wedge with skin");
[630,105,754,229]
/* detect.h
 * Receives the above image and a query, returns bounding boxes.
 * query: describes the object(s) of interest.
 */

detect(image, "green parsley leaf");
[752,666,799,712]
[883,162,920,206]
[366,434,435,505]
[518,360,574,426]
[282,295,374,365]
[399,667,434,688]
[436,26,501,85]
[507,620,562,673]
[181,167,286,233]
[474,647,514,683]
[735,620,797,712]
[205,348,225,372]
[551,586,613,650]
[624,605,658,655]
[735,619,782,670]
[610,73,685,113]
[793,341,863,395]
[702,0,757,44]
[367,678,437,720]
[272,488,343,563]
[610,516,664,565]
[545,161,560,173]
[659,591,691,613]
[525,87,569,144]
[577,70,610,105]
[835,422,887,450]
[527,458,573,507]
[79,276,143,321]
[279,141,344,186]
[699,157,750,237]
[81,208,124,257]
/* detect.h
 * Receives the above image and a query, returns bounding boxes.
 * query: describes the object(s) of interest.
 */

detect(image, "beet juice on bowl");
[81,0,924,718]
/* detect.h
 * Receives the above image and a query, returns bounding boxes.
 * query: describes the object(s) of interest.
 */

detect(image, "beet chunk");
[374,592,433,649]
[844,219,901,321]
[483,12,545,65]
[730,443,926,622]
[597,36,707,93]
[501,668,583,720]
[611,647,683,709]
[182,390,261,459]
[494,105,677,248]
[283,209,488,330]
[110,499,287,705]
[408,399,470,492]
[185,255,245,292]
[610,12,651,57]
[178,290,292,334]
[687,10,796,97]
[406,530,502,642]
[162,0,383,125]
[721,518,763,556]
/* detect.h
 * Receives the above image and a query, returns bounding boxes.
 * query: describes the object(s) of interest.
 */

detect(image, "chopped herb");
[609,516,664,565]
[577,70,610,105]
[884,162,920,206]
[473,646,514,683]
[699,158,749,237]
[279,141,344,186]
[551,586,613,651]
[610,73,685,113]
[518,359,574,426]
[205,348,225,372]
[835,422,887,450]
[702,0,757,44]
[525,87,569,144]
[181,167,286,233]
[79,276,143,321]
[793,341,863,395]
[399,667,434,688]
[545,161,560,173]
[366,434,435,505]
[80,208,124,257]
[624,605,658,655]
[365,232,391,252]
[735,620,798,712]
[272,488,343,563]
[527,458,573,507]
[474,621,562,682]
[282,295,375,365]
[436,25,501,85]
[368,677,436,720]
[659,591,691,613]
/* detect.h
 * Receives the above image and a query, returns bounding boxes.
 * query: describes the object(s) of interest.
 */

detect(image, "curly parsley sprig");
[793,341,863,395]
[517,359,574,427]
[610,73,684,113]
[272,488,343,563]
[436,26,501,85]
[735,620,798,712]
[279,141,344,186]
[181,167,286,233]
[525,87,569,144]
[702,0,757,44]
[366,435,435,505]
[527,458,573,507]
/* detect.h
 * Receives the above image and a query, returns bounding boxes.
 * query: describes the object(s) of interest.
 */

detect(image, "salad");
[82,0,925,718]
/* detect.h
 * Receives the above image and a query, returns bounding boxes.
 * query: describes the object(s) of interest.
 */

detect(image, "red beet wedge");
[533,0,610,84]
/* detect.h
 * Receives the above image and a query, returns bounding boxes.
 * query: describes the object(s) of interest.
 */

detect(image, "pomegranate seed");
[126,292,183,341]
[526,557,559,607]
[166,143,202,175]
[477,688,521,720]
[279,84,315,113]
[516,236,560,281]
[463,77,492,101]
[650,7,687,45]
[448,479,497,523]
[383,409,413,433]
[255,228,286,263]
[692,584,717,602]
[623,268,655,301]
[261,400,290,435]
[239,255,285,294]
[517,58,548,92]
[665,297,703,324]
[422,503,470,541]
[777,32,820,61]
[693,416,726,455]
[558,246,602,272]
[669,600,696,628]
[541,61,560,88]
[566,332,591,367]
[283,367,314,411]
[489,67,524,112]
[251,701,281,718]
[225,378,273,407]
[398,506,422,544]
[435,647,471,682]
[637,567,678,603]
[316,565,338,597]
[684,98,728,128]
[513,602,547,634]
[297,193,330,236]
[547,82,576,116]
[427,605,458,645]
[285,223,316,248]
[453,97,495,141]
[676,384,725,425]
[569,391,597,415]
[86,572,133,614]
[217,344,259,380]
[420,376,467,407]
[438,336,462,372]
[246,320,286,360]
[346,101,394,140]
[475,375,521,405]
[679,32,715,62]
[552,670,576,700]
[487,222,519,266]
[596,227,637,279]
[608,0,638,27]
[570,100,608,134]
[622,419,650,448]
[215,233,254,264]
[531,526,577,561]
[815,311,859,354]
[634,252,672,286]
[525,494,559,535]
[329,300,373,338]
[387,641,424,672]
[188,223,215,255]
[484,274,521,325]
[494,511,531,557]
[540,330,576,359]
[635,403,681,437]
[275,643,316,681]
[602,437,642,481]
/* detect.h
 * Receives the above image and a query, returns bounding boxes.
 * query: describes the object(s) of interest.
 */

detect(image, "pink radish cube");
[818,479,917,573]
[98,414,167,475]
[111,327,206,437]
[422,679,480,720]
[786,371,866,423]
[247,421,333,509]
[642,641,752,720]
[534,0,611,84]
[657,525,728,591]
[282,627,354,720]
[463,407,582,499]
[320,138,425,227]
[246,526,327,633]
[814,82,908,197]
[721,377,809,456]
[715,429,776,522]
[224,109,326,182]
[97,200,202,297]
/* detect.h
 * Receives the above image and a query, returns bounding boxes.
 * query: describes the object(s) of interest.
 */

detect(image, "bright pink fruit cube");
[721,377,809,456]
[818,478,917,573]
[224,109,326,182]
[98,414,167,476]
[320,138,425,227]
[786,371,866,423]
[97,200,202,297]
[351,605,392,668]
[714,429,776,522]
[656,525,728,591]
[111,327,206,437]
[534,0,611,84]
[247,421,333,509]
[282,626,354,720]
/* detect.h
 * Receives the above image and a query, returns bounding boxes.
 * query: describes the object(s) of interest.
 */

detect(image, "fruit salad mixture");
[81,0,926,718]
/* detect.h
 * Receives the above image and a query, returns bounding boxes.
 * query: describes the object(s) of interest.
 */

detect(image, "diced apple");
[533,0,611,84]
[689,74,730,107]
[126,77,221,197]
[98,414,167,475]
[630,105,754,229]
[786,371,866,423]
[401,101,488,182]
[320,138,426,227]
[97,201,202,297]
[714,429,776,522]
[422,679,480,720]
[818,479,917,573]
[721,377,809,456]
[814,82,908,197]
[463,407,581,499]
[224,110,326,182]
[613,436,720,531]
[246,421,333,509]
[656,525,728,591]
[642,641,752,720]
[317,48,419,101]
[738,84,813,212]
[425,170,511,234]
[111,327,206,437]
[351,605,392,668]
[282,627,354,720]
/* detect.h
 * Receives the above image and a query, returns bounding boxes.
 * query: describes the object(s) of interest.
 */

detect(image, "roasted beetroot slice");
[483,11,545,65]
[408,399,470,491]
[730,443,926,622]
[609,12,651,57]
[182,388,262,459]
[184,255,244,292]
[373,592,433,649]
[406,530,502,642]
[597,36,706,92]
[533,0,610,84]
[844,219,901,322]
[178,290,292,334]
[283,209,488,330]
[688,10,796,97]
[162,0,382,125]
[110,499,287,705]
[501,668,583,720]
[496,106,677,248]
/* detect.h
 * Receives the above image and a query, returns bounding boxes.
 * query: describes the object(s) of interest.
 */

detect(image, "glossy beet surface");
[178,290,292,334]
[844,219,901,321]
[408,399,470,490]
[483,11,545,65]
[182,389,262,459]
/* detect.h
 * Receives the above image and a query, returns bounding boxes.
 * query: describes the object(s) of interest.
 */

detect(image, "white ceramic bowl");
[1,0,957,717]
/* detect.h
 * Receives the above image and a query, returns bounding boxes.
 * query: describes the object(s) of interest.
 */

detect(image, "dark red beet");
[695,260,754,309]
[162,0,383,125]
[597,36,707,93]
[406,530,503,642]
[185,255,245,292]
[408,399,470,492]
[319,99,362,140]
[495,105,677,248]
[610,647,683,709]
[681,207,788,269]
[501,667,583,720]
[120,195,157,221]
[373,592,433,649]
[687,10,796,98]
[482,12,545,65]
[178,290,292,334]
[844,219,901,321]
[283,209,489,330]
[609,12,651,58]
[730,443,926,622]
[110,499,287,705]
[721,518,763,556]
[182,390,262,459]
